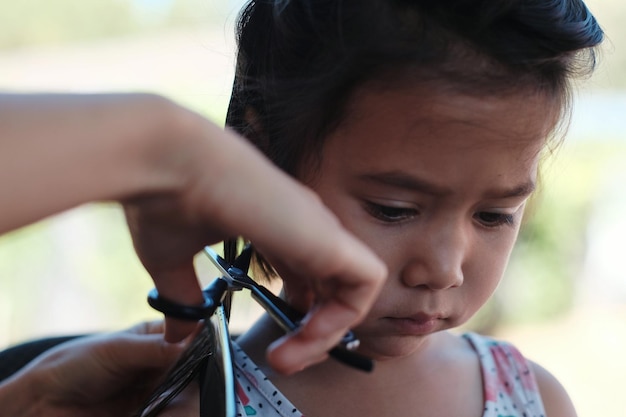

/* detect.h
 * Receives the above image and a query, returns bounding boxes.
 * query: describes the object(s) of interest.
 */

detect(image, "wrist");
[128,95,238,214]
[117,94,216,200]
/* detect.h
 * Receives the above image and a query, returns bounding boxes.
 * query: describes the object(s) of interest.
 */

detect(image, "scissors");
[146,244,374,417]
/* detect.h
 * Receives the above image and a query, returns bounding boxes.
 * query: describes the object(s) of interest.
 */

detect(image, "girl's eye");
[475,211,515,228]
[365,202,418,223]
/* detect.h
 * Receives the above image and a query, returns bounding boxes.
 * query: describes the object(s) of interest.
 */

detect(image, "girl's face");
[280,85,556,360]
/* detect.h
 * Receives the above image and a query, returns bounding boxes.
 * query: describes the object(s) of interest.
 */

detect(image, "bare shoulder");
[530,361,578,417]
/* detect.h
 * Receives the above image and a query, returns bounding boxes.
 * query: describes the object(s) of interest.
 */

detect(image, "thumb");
[103,332,188,372]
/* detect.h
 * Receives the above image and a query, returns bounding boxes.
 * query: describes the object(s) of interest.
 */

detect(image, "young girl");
[143,0,604,416]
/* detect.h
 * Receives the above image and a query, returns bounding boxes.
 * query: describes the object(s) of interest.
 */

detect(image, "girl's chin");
[355,334,433,362]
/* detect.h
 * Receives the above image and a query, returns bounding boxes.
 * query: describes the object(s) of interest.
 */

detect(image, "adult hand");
[124,114,387,374]
[0,93,387,375]
[0,321,189,417]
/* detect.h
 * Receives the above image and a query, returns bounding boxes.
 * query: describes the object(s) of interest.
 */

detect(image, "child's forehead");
[296,84,557,183]
[339,84,559,143]
[309,85,547,195]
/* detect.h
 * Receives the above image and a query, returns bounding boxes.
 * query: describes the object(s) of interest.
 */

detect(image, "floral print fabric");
[463,332,546,417]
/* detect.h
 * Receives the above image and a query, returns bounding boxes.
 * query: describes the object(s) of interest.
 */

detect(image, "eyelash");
[474,211,516,228]
[364,202,418,223]
[365,202,517,228]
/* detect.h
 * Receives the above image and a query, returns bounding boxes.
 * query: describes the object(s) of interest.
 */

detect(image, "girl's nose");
[400,222,466,290]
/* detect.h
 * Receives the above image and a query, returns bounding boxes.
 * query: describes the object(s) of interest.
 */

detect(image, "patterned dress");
[463,333,546,417]
[232,333,546,417]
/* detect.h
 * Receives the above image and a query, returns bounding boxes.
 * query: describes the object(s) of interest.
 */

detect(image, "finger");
[303,235,387,325]
[106,333,187,371]
[266,238,386,375]
[254,193,386,316]
[265,301,359,375]
[151,264,205,342]
[266,333,329,375]
[164,317,200,343]
[127,319,165,335]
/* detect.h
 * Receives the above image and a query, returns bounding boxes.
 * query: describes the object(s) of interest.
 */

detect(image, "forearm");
[0,93,204,234]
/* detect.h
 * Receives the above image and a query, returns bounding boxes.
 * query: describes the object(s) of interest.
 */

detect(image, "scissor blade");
[203,246,235,282]
[232,244,253,272]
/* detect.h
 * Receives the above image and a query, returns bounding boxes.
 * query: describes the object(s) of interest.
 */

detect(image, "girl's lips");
[384,313,443,336]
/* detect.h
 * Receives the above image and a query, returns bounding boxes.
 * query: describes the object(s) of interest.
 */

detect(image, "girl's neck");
[236,313,484,417]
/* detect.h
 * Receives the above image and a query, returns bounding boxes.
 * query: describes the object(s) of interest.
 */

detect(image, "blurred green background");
[0,1,624,416]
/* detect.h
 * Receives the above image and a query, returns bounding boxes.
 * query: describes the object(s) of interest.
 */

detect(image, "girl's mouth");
[384,313,443,336]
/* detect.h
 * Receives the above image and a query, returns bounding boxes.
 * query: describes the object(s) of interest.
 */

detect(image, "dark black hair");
[137,1,603,415]
[227,0,603,177]
[226,0,604,280]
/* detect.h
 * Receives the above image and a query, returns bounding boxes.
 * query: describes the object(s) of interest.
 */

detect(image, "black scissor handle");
[147,278,229,321]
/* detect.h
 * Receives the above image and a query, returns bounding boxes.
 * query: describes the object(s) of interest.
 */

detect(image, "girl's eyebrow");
[484,182,536,199]
[358,171,536,199]
[358,172,453,196]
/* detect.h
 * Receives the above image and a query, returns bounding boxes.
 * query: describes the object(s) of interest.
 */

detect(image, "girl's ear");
[244,107,269,153]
